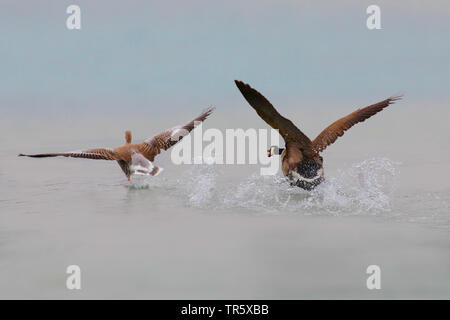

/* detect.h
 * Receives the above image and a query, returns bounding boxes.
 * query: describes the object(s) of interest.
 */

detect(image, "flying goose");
[234,80,401,190]
[19,107,215,180]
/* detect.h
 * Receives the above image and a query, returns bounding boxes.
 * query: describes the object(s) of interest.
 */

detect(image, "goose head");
[267,146,284,157]
[125,130,132,144]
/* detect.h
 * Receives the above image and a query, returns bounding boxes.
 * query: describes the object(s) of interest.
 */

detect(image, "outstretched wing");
[136,107,215,161]
[234,80,313,153]
[18,148,119,160]
[312,95,402,153]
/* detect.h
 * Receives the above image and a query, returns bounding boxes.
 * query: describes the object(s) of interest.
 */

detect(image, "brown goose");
[19,107,215,180]
[235,80,401,190]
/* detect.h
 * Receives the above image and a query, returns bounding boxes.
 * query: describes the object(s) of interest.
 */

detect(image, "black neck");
[278,148,285,155]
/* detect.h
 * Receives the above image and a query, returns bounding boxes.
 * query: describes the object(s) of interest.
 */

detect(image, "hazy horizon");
[1,0,450,119]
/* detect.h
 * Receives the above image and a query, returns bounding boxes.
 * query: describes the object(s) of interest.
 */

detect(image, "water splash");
[117,157,450,227]
[184,162,218,207]
[185,157,400,216]
[305,157,399,215]
[124,173,162,190]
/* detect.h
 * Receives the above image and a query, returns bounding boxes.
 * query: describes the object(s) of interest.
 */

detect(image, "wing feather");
[137,107,215,161]
[234,80,313,154]
[312,95,402,153]
[18,148,119,160]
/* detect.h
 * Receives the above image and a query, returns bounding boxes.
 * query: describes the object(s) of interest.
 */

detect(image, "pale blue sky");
[1,0,449,117]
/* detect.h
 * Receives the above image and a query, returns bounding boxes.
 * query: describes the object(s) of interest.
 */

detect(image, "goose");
[19,107,215,180]
[234,80,401,190]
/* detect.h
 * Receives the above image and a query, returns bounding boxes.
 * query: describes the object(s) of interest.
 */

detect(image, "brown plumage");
[234,80,401,190]
[311,96,402,153]
[19,107,215,180]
